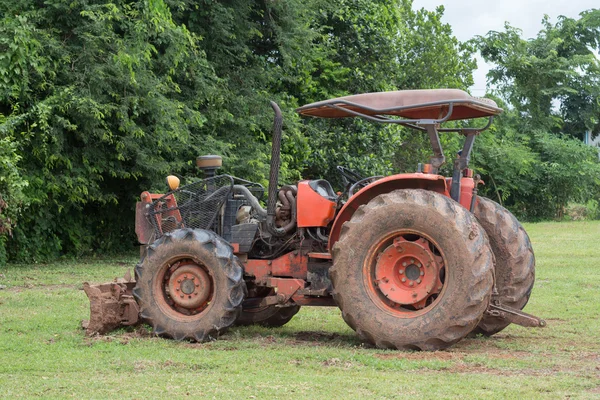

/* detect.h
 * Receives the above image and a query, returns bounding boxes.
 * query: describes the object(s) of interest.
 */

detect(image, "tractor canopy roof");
[296,89,502,122]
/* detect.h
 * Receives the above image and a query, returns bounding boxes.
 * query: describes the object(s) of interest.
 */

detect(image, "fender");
[328,173,450,251]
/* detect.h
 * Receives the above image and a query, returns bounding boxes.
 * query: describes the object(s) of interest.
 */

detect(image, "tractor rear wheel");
[133,229,246,341]
[331,189,494,351]
[472,196,535,336]
[236,305,300,327]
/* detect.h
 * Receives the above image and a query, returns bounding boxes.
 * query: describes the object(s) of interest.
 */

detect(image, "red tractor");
[84,89,544,350]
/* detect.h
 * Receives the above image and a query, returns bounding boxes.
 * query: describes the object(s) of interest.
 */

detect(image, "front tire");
[133,229,246,342]
[331,189,494,351]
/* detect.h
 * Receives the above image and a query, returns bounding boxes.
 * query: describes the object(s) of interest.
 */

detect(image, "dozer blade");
[82,271,140,336]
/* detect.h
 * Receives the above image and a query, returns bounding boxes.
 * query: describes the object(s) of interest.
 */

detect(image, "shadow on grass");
[225,326,365,348]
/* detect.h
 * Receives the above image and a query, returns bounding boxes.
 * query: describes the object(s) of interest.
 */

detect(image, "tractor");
[83,89,545,351]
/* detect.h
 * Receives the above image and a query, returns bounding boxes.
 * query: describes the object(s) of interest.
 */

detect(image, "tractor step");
[485,302,546,328]
[82,272,139,336]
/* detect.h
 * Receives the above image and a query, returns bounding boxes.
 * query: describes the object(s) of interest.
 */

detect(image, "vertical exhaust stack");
[267,101,286,236]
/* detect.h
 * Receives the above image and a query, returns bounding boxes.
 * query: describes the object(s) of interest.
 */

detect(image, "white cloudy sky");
[412,0,599,95]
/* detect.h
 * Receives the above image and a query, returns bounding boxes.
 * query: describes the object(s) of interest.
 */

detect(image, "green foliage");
[472,101,600,220]
[1,0,481,261]
[2,0,598,261]
[475,10,600,138]
[0,132,28,264]
[300,1,477,187]
[473,12,600,219]
[566,199,600,221]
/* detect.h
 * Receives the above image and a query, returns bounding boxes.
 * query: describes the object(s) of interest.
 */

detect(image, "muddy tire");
[133,228,246,342]
[472,196,535,336]
[236,305,301,327]
[331,189,494,351]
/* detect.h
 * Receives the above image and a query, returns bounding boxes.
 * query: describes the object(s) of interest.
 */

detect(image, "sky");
[412,0,599,95]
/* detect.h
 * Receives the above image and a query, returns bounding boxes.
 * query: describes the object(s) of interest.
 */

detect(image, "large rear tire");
[133,229,246,342]
[331,189,494,351]
[472,196,535,336]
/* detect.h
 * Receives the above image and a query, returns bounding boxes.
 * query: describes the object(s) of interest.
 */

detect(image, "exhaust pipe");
[267,102,286,236]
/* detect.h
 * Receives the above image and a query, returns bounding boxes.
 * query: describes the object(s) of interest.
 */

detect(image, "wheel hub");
[167,263,211,309]
[374,236,443,307]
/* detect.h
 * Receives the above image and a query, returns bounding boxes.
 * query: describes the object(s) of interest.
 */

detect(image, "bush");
[0,134,28,264]
[566,199,600,221]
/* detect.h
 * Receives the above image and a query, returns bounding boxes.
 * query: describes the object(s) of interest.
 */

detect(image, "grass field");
[1,221,599,399]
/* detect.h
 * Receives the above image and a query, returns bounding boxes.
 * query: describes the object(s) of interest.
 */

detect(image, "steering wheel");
[336,166,364,185]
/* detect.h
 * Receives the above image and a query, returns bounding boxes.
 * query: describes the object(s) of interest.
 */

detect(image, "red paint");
[296,181,337,228]
[328,173,449,251]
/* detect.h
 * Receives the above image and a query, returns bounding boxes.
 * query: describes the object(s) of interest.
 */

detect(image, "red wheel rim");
[364,231,446,316]
[153,257,214,321]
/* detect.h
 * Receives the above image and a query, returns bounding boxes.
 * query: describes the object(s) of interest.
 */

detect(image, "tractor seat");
[296,89,502,121]
[309,179,337,200]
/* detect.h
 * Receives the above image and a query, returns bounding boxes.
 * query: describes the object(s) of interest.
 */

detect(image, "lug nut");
[399,269,404,275]
[416,263,421,268]
[176,288,180,291]
[180,295,184,298]
[401,277,407,283]
[177,279,181,283]
[402,262,407,267]
[409,281,414,287]
[420,271,424,276]
[416,279,422,284]
[410,259,415,263]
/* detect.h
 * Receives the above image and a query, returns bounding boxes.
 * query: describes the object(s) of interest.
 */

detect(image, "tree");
[475,10,600,139]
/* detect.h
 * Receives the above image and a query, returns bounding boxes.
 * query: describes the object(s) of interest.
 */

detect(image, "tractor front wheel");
[133,229,246,342]
[331,189,494,351]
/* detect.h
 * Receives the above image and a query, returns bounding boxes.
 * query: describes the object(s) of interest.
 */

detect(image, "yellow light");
[166,175,180,191]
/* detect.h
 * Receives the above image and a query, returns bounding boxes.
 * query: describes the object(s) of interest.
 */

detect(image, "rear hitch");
[82,271,139,336]
[485,302,546,328]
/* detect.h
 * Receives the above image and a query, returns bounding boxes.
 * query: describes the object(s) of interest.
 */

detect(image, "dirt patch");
[448,362,563,376]
[375,351,462,361]
[321,358,356,368]
[294,331,342,342]
[84,326,151,345]
[587,386,600,393]
[287,331,362,348]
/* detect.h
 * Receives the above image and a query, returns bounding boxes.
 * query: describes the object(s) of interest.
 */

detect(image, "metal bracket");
[450,133,477,202]
[424,124,445,173]
[486,303,547,328]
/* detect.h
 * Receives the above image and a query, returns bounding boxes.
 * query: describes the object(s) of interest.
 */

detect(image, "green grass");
[1,221,600,399]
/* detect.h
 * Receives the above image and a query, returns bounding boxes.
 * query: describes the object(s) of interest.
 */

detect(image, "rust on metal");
[374,236,441,307]
[367,233,444,313]
[82,273,138,336]
[155,259,213,318]
[167,263,211,309]
[307,252,332,260]
[486,303,546,328]
[267,277,305,303]
[135,202,155,245]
